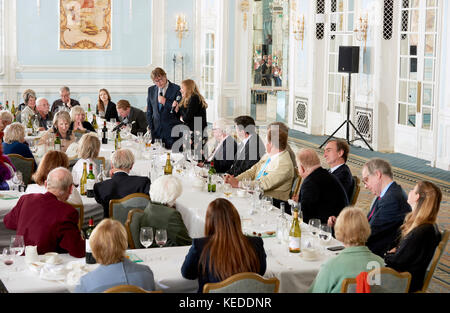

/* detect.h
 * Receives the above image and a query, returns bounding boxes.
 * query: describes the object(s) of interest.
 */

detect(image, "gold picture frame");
[59,0,111,50]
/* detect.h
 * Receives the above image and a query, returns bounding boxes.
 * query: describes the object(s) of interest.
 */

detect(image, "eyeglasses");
[153,77,166,84]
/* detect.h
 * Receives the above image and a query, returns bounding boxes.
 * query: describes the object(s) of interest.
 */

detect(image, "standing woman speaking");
[173,79,208,159]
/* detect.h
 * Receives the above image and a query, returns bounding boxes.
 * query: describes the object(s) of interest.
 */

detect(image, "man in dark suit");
[324,139,354,201]
[4,167,85,257]
[94,149,150,218]
[51,86,80,113]
[362,158,411,257]
[227,116,265,177]
[146,67,183,149]
[116,99,148,136]
[296,148,349,224]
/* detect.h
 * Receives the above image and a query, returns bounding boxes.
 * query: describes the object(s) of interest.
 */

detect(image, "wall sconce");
[293,15,305,49]
[175,14,188,48]
[240,0,250,31]
[354,14,368,51]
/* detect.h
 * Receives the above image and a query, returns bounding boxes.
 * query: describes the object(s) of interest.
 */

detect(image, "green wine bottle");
[86,163,96,198]
[54,133,61,151]
[207,161,217,192]
[85,217,96,264]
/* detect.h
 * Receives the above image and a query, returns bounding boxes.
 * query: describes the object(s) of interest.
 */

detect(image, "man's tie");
[367,196,380,221]
[256,157,271,180]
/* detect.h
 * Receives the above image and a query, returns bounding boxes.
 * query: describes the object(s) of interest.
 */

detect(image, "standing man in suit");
[146,67,183,149]
[199,119,237,173]
[324,139,354,201]
[296,148,348,224]
[362,158,411,257]
[51,86,80,113]
[4,167,85,257]
[93,149,150,218]
[116,100,148,136]
[227,116,265,177]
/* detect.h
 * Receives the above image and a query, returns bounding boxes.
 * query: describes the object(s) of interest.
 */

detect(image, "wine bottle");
[92,114,98,130]
[97,164,107,182]
[86,163,96,198]
[5,100,9,111]
[54,133,61,151]
[114,130,121,150]
[26,116,33,135]
[11,101,16,117]
[80,162,88,196]
[101,121,108,144]
[164,153,172,175]
[85,217,96,264]
[207,161,217,192]
[288,208,301,253]
[87,103,92,112]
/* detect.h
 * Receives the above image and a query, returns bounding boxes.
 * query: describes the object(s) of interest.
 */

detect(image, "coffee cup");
[25,245,39,264]
[302,248,317,259]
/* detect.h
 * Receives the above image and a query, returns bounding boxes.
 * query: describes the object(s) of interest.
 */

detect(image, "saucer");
[299,252,320,262]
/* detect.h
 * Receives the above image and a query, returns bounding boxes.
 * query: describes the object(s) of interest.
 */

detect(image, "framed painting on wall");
[59,0,112,50]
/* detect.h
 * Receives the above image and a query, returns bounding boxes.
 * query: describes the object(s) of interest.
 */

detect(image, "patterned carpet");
[287,135,449,293]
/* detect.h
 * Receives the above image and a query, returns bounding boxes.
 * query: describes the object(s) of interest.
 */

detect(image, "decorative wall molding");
[14,63,154,74]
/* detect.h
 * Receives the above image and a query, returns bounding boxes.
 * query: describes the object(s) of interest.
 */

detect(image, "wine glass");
[308,219,321,237]
[223,183,233,198]
[10,235,25,262]
[319,225,332,244]
[2,247,14,266]
[140,227,154,248]
[155,229,167,248]
[46,120,53,131]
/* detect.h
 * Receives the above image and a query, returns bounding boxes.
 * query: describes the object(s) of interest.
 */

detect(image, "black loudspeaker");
[338,46,360,73]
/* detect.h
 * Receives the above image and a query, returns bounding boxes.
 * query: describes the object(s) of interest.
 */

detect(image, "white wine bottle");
[164,153,172,175]
[80,162,88,196]
[288,208,301,253]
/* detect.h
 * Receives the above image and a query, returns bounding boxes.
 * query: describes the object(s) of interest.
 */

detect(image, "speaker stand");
[319,72,374,151]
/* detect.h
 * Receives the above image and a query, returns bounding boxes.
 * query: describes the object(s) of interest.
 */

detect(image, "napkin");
[65,261,91,286]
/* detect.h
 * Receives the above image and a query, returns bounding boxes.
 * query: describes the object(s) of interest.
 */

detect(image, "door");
[395,0,440,161]
[325,0,356,138]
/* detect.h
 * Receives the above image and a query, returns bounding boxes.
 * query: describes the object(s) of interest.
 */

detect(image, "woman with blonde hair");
[309,207,384,293]
[2,123,36,161]
[0,111,14,143]
[181,198,266,292]
[384,181,442,292]
[70,105,95,134]
[97,88,118,122]
[71,133,100,186]
[26,150,82,205]
[75,218,155,293]
[39,111,75,152]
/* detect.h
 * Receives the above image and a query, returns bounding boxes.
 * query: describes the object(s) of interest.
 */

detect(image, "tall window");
[200,0,218,102]
[202,33,215,100]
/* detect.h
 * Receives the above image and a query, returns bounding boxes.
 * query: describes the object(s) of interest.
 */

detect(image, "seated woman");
[384,181,442,293]
[39,111,75,152]
[70,106,95,139]
[139,175,191,247]
[2,123,37,170]
[97,88,118,122]
[0,144,15,190]
[181,198,267,293]
[26,150,82,205]
[75,218,155,293]
[308,207,384,293]
[18,89,37,126]
[0,111,14,143]
[72,133,100,187]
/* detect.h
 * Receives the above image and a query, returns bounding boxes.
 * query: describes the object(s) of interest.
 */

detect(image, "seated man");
[140,175,192,247]
[362,158,412,257]
[93,148,150,218]
[324,139,354,201]
[225,126,294,206]
[116,99,148,136]
[227,116,265,177]
[51,86,80,113]
[268,122,297,175]
[296,148,348,224]
[200,119,237,173]
[4,167,85,257]
[35,98,54,130]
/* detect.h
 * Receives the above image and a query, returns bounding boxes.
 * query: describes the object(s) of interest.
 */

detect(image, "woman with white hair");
[137,175,191,247]
[18,89,37,114]
[72,133,100,186]
[39,111,75,152]
[2,122,37,168]
[70,106,95,135]
[0,111,14,143]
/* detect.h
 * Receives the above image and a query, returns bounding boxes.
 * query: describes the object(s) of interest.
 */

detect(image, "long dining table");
[0,129,344,293]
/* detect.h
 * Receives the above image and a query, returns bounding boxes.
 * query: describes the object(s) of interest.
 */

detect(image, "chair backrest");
[290,175,302,199]
[125,209,146,249]
[341,267,412,293]
[419,229,449,292]
[109,193,150,225]
[203,272,280,293]
[350,175,360,205]
[92,157,106,170]
[65,202,84,230]
[103,284,162,293]
[6,153,35,186]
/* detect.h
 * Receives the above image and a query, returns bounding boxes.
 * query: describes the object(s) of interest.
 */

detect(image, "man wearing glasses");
[146,68,182,149]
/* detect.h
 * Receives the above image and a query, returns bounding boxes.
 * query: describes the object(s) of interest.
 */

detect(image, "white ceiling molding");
[14,63,154,74]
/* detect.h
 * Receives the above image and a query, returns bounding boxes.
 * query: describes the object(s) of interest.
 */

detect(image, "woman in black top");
[384,181,442,292]
[97,88,118,122]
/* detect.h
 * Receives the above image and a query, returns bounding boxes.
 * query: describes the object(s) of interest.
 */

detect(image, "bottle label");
[86,239,92,253]
[55,144,61,151]
[86,179,95,190]
[289,236,301,250]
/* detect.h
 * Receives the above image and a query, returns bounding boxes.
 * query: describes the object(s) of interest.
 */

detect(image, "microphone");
[171,95,182,114]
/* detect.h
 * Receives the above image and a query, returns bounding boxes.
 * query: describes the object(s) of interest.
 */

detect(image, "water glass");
[10,235,25,257]
[319,225,332,244]
[155,229,167,248]
[2,247,14,266]
[223,183,233,198]
[308,219,321,237]
[140,227,154,248]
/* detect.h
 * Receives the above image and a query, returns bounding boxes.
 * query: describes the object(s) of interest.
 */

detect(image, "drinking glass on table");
[155,229,167,248]
[308,219,321,237]
[46,121,53,131]
[10,235,25,265]
[2,247,14,266]
[140,227,154,248]
[223,183,233,198]
[319,225,332,244]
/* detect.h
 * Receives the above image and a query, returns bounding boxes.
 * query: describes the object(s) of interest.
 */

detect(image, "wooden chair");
[341,267,412,293]
[417,229,449,293]
[109,193,150,225]
[349,176,361,205]
[6,153,35,186]
[125,209,146,249]
[203,272,280,293]
[103,284,162,293]
[66,202,84,231]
